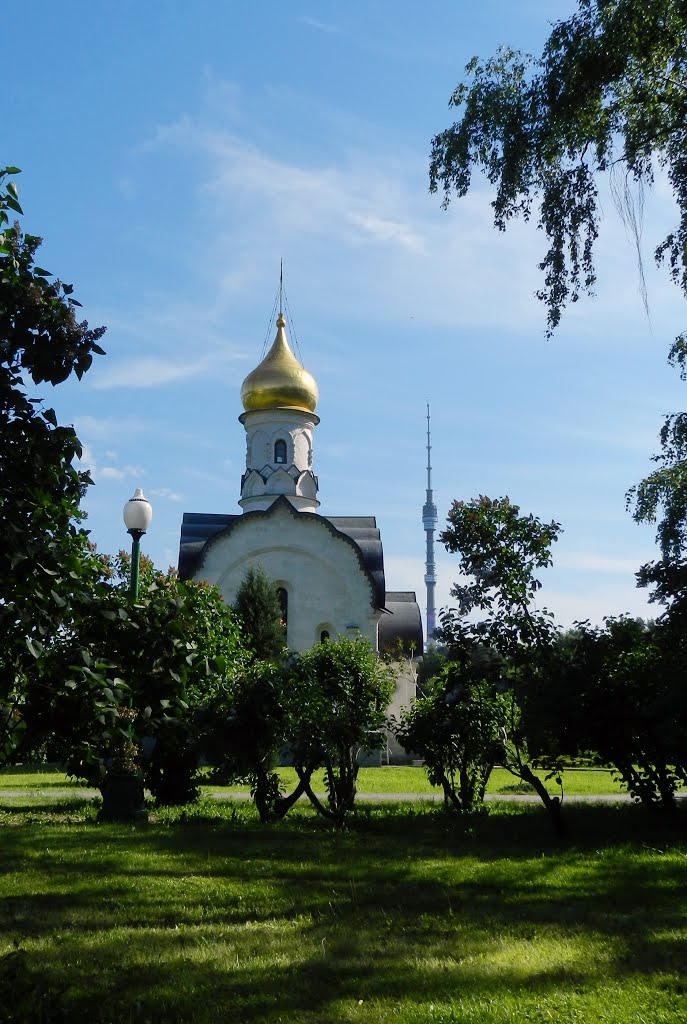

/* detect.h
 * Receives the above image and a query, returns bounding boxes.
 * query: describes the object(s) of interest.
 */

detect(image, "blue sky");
[8,1,686,631]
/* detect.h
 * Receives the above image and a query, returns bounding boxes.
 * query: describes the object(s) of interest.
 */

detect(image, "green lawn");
[1,798,686,1022]
[0,763,628,797]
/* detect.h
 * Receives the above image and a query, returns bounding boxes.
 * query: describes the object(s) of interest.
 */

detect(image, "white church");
[177,308,422,754]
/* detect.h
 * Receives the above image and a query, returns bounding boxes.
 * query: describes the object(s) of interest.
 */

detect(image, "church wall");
[195,504,380,653]
[356,658,418,766]
[386,658,418,764]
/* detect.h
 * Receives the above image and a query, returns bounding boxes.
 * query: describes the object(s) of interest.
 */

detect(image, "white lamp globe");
[123,488,153,533]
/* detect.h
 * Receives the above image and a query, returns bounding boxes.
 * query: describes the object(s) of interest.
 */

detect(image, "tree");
[395,667,509,814]
[206,660,312,823]
[429,0,687,353]
[430,4,687,626]
[549,616,687,809]
[29,555,250,808]
[232,565,286,662]
[416,643,448,698]
[0,166,106,764]
[436,496,566,831]
[288,636,395,826]
[628,413,687,626]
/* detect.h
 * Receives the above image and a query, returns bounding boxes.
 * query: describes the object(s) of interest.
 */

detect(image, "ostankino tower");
[422,404,438,643]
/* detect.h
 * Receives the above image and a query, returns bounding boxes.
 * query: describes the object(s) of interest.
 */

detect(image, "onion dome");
[240,314,318,414]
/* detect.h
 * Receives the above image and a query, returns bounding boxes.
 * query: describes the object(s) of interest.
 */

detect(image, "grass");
[0,763,629,797]
[0,795,686,1022]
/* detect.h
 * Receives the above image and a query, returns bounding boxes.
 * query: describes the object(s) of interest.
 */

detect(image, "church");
[177,307,422,752]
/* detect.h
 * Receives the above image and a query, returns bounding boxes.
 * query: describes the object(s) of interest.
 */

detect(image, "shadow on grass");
[1,803,686,1022]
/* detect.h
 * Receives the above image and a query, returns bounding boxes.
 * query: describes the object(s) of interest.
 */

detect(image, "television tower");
[422,403,438,643]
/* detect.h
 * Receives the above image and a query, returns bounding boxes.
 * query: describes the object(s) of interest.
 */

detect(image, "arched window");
[276,587,288,629]
[320,630,330,642]
[274,439,287,464]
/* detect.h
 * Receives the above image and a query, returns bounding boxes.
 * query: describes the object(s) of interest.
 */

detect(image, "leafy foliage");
[206,660,310,823]
[29,556,249,804]
[429,0,687,342]
[232,565,286,662]
[396,668,509,814]
[548,616,687,809]
[0,166,106,764]
[289,636,395,825]
[429,5,687,667]
[432,497,565,829]
[628,412,687,624]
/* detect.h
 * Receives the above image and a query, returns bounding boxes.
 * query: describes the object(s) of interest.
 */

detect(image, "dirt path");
[0,787,640,804]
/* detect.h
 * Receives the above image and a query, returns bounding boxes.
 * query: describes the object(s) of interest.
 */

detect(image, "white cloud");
[349,212,425,252]
[150,487,185,503]
[555,552,642,574]
[542,586,656,628]
[77,443,144,483]
[297,15,340,34]
[115,175,137,200]
[131,86,687,356]
[90,347,247,391]
[131,113,561,335]
[72,414,149,440]
[93,356,198,390]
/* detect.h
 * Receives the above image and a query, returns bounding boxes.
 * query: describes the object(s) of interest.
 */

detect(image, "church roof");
[178,502,386,608]
[240,313,318,414]
[379,591,424,656]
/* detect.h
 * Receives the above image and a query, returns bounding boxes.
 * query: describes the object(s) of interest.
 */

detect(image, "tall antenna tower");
[422,403,438,643]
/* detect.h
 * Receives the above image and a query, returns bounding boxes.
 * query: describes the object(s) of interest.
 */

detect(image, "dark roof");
[178,498,386,608]
[379,591,424,656]
[177,512,239,581]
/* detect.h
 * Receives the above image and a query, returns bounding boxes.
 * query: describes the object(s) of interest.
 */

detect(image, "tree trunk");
[517,763,567,837]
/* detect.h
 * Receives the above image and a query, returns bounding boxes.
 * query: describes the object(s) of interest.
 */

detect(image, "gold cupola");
[240,313,318,414]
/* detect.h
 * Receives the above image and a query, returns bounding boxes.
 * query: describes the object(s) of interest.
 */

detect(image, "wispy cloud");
[77,444,144,483]
[298,15,340,34]
[90,344,248,391]
[93,356,200,390]
[137,113,546,332]
[150,487,185,503]
[73,414,149,440]
[350,212,424,252]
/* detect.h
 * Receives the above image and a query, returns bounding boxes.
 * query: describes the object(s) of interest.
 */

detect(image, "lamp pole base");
[97,770,148,823]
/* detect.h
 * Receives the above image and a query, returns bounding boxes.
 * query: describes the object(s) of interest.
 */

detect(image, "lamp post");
[98,489,153,825]
[123,488,152,600]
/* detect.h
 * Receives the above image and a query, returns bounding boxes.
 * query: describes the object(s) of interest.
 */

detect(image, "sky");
[7,1,687,634]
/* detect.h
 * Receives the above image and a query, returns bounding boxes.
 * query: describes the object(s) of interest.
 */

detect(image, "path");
[0,788,641,804]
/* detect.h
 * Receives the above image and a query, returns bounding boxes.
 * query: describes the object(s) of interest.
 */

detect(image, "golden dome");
[240,313,318,414]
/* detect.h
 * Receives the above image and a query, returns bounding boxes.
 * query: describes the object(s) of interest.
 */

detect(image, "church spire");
[422,403,438,642]
[238,289,320,514]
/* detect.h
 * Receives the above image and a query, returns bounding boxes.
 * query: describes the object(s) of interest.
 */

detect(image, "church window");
[276,587,288,629]
[274,439,287,464]
[320,630,330,642]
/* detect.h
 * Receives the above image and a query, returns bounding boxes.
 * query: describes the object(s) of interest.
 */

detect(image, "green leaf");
[26,638,43,658]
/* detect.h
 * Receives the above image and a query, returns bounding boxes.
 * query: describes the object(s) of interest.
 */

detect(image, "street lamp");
[123,488,152,600]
